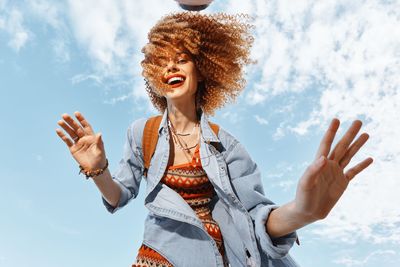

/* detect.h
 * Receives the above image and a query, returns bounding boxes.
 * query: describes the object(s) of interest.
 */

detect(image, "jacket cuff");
[254,204,298,259]
[102,179,132,214]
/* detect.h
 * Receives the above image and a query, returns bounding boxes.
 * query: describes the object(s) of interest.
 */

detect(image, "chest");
[167,127,201,167]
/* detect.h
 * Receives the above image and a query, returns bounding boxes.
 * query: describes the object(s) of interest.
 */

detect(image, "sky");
[0,0,399,266]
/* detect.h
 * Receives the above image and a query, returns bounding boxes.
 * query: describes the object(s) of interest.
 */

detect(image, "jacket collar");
[158,109,220,143]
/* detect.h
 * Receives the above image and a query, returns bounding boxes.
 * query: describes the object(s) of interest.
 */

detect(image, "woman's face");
[160,51,202,103]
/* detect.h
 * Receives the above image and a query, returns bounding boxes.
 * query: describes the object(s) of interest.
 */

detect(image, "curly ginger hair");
[141,12,254,115]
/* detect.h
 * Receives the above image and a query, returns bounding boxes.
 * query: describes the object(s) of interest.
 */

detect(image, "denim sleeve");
[102,118,146,214]
[221,129,298,259]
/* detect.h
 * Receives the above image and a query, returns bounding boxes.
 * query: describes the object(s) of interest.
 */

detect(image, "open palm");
[56,111,106,170]
[294,119,373,221]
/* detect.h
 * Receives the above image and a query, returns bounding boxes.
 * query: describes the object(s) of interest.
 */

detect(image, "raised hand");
[294,119,373,222]
[56,111,107,171]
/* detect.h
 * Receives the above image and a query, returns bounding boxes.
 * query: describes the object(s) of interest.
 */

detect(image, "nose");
[166,60,179,73]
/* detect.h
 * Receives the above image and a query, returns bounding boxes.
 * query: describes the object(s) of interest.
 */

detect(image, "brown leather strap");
[142,116,219,177]
[142,115,162,177]
[208,122,219,137]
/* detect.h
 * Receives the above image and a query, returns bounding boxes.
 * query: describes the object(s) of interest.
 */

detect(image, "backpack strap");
[208,122,219,138]
[142,115,163,177]
[142,116,220,177]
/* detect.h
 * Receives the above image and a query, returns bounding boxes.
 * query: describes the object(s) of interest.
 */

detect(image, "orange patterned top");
[132,144,225,267]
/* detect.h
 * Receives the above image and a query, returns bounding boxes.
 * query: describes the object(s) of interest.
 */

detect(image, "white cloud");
[28,0,71,62]
[29,0,63,29]
[71,74,103,86]
[65,0,179,106]
[272,121,286,140]
[244,0,400,104]
[52,38,70,62]
[67,0,177,74]
[68,0,123,70]
[0,0,71,62]
[254,114,268,125]
[265,161,310,191]
[288,112,320,135]
[103,93,133,105]
[224,0,254,14]
[334,250,396,267]
[220,111,241,124]
[0,7,30,52]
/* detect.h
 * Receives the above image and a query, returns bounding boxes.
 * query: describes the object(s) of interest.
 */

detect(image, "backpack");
[142,115,220,177]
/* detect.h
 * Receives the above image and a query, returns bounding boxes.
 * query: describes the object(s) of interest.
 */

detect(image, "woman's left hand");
[293,119,373,222]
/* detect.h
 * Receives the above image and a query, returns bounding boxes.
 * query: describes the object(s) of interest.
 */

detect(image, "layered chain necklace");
[168,118,200,165]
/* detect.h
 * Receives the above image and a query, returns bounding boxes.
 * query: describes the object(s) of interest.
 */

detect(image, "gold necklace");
[167,119,199,136]
[168,118,200,165]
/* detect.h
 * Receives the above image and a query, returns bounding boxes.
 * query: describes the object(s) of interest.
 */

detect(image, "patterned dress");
[132,144,225,267]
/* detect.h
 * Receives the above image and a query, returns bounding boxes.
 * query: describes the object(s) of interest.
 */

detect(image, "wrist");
[289,200,319,225]
[79,158,109,179]
[266,201,314,238]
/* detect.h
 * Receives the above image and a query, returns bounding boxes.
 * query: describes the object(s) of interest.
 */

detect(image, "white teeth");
[167,76,185,85]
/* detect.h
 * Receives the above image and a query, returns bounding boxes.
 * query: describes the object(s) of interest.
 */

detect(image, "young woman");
[56,12,373,267]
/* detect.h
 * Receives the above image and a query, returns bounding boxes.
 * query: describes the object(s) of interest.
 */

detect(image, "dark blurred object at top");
[179,4,209,11]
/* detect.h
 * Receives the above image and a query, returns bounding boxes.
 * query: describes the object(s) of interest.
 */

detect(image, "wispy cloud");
[103,92,133,105]
[334,250,396,267]
[265,161,310,191]
[254,114,268,125]
[220,111,242,124]
[0,7,30,52]
[71,73,103,86]
[272,122,286,140]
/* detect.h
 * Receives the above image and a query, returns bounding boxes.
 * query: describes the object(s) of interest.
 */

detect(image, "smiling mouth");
[165,75,186,88]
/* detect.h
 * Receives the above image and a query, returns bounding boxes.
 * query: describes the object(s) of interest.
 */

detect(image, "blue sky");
[1,0,399,266]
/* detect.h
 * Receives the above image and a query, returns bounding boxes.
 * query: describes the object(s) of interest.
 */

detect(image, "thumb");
[95,132,103,144]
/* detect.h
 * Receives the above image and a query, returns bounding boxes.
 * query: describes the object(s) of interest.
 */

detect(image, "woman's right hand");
[56,111,107,171]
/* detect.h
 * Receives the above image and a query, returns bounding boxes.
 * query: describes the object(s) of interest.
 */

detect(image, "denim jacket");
[102,110,299,267]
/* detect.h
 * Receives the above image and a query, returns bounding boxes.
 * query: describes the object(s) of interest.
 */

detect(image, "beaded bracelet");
[79,159,109,179]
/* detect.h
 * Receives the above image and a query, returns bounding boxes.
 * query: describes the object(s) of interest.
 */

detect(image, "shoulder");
[125,117,150,147]
[129,117,148,133]
[214,125,241,156]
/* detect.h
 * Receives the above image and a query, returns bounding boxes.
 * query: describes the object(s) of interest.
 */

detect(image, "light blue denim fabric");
[102,110,300,267]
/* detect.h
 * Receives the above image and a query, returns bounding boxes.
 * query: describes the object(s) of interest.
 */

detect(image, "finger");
[74,111,94,135]
[95,132,105,150]
[55,128,74,147]
[57,120,79,141]
[329,120,362,162]
[345,157,373,181]
[62,113,86,138]
[339,133,370,168]
[315,118,340,160]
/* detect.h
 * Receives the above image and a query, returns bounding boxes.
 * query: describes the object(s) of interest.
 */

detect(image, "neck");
[167,99,200,133]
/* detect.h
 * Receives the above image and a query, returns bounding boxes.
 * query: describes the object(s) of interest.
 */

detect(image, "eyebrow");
[154,52,190,62]
[174,51,190,58]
